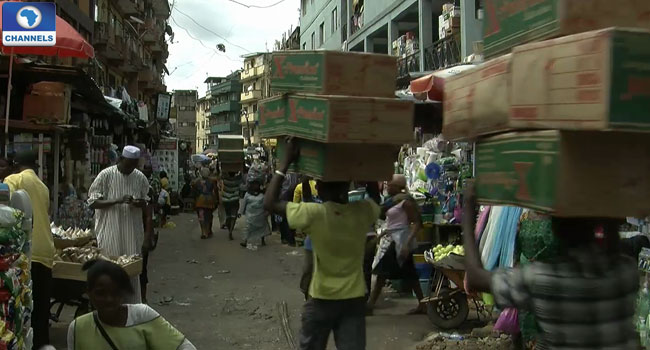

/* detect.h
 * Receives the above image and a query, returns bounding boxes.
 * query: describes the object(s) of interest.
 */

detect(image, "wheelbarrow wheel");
[427,288,469,329]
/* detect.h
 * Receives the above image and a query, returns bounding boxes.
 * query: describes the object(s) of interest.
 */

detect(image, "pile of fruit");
[425,244,464,263]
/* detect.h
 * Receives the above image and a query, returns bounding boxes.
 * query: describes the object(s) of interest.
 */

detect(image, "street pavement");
[50,212,434,349]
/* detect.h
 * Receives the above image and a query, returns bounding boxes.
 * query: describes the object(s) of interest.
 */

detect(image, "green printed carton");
[270,51,397,97]
[475,130,650,218]
[277,138,399,181]
[483,0,650,58]
[258,94,413,144]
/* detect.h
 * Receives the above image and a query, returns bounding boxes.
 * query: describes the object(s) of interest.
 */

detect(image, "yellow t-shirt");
[287,199,380,300]
[4,169,55,268]
[293,180,318,203]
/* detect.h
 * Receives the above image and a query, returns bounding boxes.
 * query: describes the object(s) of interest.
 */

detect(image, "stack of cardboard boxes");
[438,3,460,40]
[392,32,419,58]
[443,0,650,218]
[218,135,245,172]
[260,51,414,181]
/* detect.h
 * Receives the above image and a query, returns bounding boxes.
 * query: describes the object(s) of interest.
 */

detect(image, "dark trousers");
[279,215,295,244]
[32,262,52,349]
[299,297,366,350]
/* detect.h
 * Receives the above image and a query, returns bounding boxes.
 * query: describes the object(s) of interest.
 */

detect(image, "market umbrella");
[0,0,95,155]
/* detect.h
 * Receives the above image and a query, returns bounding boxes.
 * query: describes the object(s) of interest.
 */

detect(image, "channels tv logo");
[2,2,56,47]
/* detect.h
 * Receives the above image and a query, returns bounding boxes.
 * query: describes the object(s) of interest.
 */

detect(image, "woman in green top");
[67,260,196,350]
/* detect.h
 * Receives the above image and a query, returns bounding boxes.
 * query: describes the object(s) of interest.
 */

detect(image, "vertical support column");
[461,0,482,59]
[53,132,60,215]
[364,36,374,53]
[418,0,433,71]
[388,20,399,55]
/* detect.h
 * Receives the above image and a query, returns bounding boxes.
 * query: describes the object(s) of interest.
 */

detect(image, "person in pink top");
[367,175,425,315]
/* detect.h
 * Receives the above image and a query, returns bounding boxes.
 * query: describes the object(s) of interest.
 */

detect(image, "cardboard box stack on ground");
[218,135,244,172]
[443,2,650,216]
[265,51,413,181]
[483,0,650,58]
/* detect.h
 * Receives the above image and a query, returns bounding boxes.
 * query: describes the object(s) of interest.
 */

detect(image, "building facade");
[239,53,271,145]
[196,96,210,152]
[300,0,482,79]
[172,90,198,150]
[206,73,242,147]
[92,0,171,117]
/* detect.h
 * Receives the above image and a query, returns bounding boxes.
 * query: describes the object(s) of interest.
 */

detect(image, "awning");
[409,65,475,102]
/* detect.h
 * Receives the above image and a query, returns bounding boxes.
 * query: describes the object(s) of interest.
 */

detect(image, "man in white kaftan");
[88,146,151,303]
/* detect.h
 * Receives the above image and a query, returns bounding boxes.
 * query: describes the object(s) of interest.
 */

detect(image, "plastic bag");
[494,307,520,335]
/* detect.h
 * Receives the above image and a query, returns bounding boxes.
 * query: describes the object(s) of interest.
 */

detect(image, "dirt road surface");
[50,212,436,349]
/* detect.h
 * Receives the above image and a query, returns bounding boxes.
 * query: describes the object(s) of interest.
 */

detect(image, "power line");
[169,15,242,63]
[173,7,251,53]
[226,0,288,8]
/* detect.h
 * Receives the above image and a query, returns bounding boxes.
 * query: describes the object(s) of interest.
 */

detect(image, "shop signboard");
[156,93,171,121]
[258,94,413,144]
[270,51,397,97]
[483,0,650,58]
[475,130,650,218]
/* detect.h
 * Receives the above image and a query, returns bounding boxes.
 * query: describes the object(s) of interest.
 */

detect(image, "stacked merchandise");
[151,138,179,192]
[391,32,418,58]
[438,3,460,40]
[399,137,472,224]
[443,0,650,218]
[637,248,650,347]
[218,135,245,173]
[261,51,414,181]
[22,82,71,124]
[0,196,33,349]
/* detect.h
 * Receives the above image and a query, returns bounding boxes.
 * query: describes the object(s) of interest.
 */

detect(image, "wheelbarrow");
[422,254,488,329]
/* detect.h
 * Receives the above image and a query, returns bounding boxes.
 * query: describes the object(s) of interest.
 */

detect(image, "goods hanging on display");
[152,138,179,192]
[0,201,33,350]
[475,130,650,217]
[482,0,650,58]
[258,94,413,144]
[270,51,397,97]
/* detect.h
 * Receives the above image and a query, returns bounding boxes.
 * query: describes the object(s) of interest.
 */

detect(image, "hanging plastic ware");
[425,162,441,180]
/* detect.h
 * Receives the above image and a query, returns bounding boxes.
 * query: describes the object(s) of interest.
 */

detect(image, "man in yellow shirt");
[293,177,318,203]
[265,139,380,350]
[3,151,55,348]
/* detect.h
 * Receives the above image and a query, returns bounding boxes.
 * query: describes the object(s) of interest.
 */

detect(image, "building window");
[302,43,306,50]
[301,0,307,16]
[331,8,338,33]
[311,32,315,49]
[319,22,324,46]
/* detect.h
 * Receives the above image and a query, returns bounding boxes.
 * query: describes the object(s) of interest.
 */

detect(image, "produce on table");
[425,244,464,263]
[50,223,92,240]
[55,247,140,266]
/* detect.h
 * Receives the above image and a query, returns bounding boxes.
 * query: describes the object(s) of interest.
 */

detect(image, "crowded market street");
[49,213,434,350]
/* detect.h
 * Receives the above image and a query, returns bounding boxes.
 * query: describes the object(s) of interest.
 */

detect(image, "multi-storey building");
[300,0,482,79]
[92,0,171,115]
[206,73,242,147]
[172,90,198,149]
[196,95,211,152]
[239,53,271,145]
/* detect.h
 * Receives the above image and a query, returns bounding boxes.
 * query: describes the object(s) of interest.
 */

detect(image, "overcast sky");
[165,0,300,94]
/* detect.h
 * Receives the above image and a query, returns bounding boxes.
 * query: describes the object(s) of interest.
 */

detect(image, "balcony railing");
[397,51,420,78]
[240,90,262,102]
[211,101,240,114]
[241,65,265,81]
[94,22,111,46]
[423,34,461,72]
[396,35,462,78]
